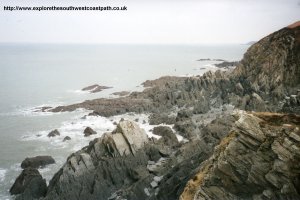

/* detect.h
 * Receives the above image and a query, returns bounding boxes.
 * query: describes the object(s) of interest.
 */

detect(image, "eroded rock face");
[38,116,236,200]
[232,24,300,101]
[10,168,47,199]
[180,112,300,200]
[43,120,151,200]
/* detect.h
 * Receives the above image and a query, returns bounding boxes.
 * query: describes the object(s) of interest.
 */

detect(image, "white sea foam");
[20,112,181,154]
[0,169,7,183]
[67,89,90,94]
[0,103,65,117]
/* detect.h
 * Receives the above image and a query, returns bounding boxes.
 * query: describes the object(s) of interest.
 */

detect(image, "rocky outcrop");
[181,112,300,200]
[10,168,47,200]
[47,22,299,116]
[149,113,176,125]
[112,91,131,96]
[47,129,60,137]
[51,97,152,117]
[39,111,239,200]
[152,126,179,147]
[232,22,300,102]
[43,120,151,200]
[82,84,112,93]
[27,115,234,200]
[215,61,239,69]
[83,127,97,137]
[21,156,55,169]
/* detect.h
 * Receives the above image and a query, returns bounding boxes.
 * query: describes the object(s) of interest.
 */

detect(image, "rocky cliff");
[181,112,300,200]
[233,22,300,101]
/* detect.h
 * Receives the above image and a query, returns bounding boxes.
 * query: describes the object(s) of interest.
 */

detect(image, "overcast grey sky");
[0,0,299,44]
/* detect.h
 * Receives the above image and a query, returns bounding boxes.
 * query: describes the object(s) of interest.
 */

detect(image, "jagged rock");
[215,61,239,68]
[63,136,71,142]
[181,112,300,200]
[152,126,178,147]
[193,97,210,114]
[84,127,97,137]
[47,129,60,137]
[148,113,176,125]
[174,110,198,139]
[82,84,112,93]
[10,168,47,199]
[42,121,153,200]
[112,91,130,96]
[21,156,55,169]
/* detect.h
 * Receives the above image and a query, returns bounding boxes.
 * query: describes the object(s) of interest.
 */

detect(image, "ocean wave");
[20,113,115,152]
[20,112,180,154]
[67,89,90,94]
[0,103,64,117]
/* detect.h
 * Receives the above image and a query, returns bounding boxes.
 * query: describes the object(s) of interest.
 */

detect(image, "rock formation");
[83,127,97,137]
[181,112,300,200]
[47,129,60,137]
[62,136,71,142]
[21,156,55,169]
[10,168,47,200]
[82,84,112,93]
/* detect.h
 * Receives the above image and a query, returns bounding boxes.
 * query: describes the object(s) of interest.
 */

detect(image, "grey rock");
[21,156,55,169]
[63,136,71,142]
[10,168,47,199]
[84,127,97,137]
[47,129,60,137]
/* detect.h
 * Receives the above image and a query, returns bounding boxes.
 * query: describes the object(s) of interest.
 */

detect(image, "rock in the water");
[47,129,60,137]
[82,84,112,93]
[84,127,97,137]
[112,91,130,96]
[21,156,55,169]
[63,136,71,142]
[10,168,47,199]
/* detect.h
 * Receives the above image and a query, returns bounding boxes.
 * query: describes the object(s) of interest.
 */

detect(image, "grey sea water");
[0,43,248,199]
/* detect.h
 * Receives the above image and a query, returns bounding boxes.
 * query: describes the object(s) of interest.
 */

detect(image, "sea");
[0,43,248,199]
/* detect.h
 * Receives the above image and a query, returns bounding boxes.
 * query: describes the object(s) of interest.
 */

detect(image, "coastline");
[3,23,300,199]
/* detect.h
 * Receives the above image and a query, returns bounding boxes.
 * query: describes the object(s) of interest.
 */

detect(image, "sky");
[0,0,299,44]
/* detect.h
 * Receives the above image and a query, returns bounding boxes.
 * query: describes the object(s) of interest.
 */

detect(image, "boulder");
[21,156,55,169]
[47,129,60,137]
[10,168,47,199]
[114,120,149,154]
[149,113,176,125]
[84,127,97,137]
[152,126,178,147]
